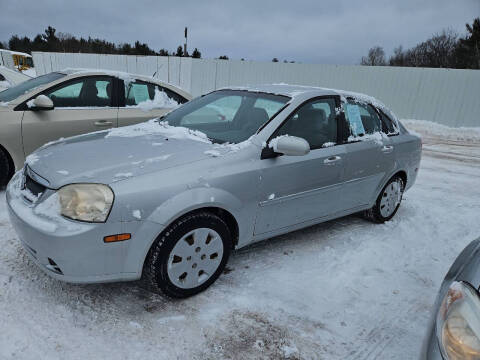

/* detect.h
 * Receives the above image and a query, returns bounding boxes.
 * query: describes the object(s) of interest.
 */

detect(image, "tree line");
[1,26,202,58]
[360,17,480,69]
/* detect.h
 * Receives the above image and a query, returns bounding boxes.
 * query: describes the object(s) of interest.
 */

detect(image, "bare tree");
[361,46,386,66]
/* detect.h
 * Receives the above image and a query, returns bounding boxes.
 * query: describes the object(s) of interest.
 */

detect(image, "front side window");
[274,98,338,149]
[125,80,187,108]
[0,72,65,103]
[44,77,113,108]
[163,90,289,144]
[344,100,381,137]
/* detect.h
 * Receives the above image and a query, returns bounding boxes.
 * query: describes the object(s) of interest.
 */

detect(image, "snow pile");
[267,135,289,151]
[132,210,142,220]
[348,131,387,145]
[105,119,211,144]
[402,119,480,142]
[128,88,179,112]
[212,137,254,154]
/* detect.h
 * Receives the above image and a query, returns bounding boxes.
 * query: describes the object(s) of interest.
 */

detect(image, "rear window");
[0,72,65,102]
[379,110,399,135]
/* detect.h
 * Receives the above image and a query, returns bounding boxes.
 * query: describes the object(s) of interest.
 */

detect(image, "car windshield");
[162,90,290,144]
[0,72,65,102]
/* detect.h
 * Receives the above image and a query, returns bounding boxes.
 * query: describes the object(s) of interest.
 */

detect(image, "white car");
[0,69,192,185]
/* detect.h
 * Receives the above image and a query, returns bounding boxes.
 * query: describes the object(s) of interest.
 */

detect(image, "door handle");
[94,120,113,127]
[323,155,342,164]
[381,145,394,153]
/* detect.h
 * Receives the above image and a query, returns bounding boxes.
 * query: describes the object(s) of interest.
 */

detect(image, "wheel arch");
[138,206,239,279]
[0,143,15,182]
[166,206,240,248]
[392,170,407,188]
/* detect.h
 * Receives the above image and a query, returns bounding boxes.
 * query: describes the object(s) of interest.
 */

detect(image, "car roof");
[219,83,388,110]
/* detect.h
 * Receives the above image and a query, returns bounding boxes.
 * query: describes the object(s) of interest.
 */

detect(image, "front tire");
[0,148,12,187]
[364,176,404,223]
[142,211,232,298]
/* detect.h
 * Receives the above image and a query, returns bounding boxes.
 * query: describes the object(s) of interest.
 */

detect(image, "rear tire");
[0,148,12,187]
[142,211,232,298]
[364,176,404,223]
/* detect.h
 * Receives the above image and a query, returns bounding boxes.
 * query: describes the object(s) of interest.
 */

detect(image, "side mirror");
[29,95,53,110]
[270,135,310,156]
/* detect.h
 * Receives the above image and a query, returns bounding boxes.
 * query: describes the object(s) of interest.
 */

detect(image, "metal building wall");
[32,52,480,127]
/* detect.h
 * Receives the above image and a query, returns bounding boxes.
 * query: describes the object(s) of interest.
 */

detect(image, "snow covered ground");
[1,120,480,359]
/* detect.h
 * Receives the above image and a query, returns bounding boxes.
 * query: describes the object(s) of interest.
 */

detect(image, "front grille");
[22,167,47,199]
[24,174,46,197]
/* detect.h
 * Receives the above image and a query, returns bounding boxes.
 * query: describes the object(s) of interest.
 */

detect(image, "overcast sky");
[1,0,478,64]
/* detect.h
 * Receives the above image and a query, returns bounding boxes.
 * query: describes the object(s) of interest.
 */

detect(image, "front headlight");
[436,281,480,359]
[58,184,114,223]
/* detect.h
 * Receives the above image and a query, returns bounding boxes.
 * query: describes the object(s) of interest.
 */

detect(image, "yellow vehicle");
[0,49,34,72]
[12,52,34,71]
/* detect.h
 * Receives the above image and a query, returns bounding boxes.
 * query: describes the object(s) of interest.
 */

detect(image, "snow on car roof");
[220,83,388,110]
[59,68,189,95]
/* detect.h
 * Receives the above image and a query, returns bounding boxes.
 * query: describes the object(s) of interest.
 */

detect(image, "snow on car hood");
[26,120,233,189]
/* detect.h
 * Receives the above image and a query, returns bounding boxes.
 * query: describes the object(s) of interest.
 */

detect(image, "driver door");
[255,96,347,235]
[22,76,118,155]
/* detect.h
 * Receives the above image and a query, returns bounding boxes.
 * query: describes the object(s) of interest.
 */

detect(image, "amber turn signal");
[104,233,131,243]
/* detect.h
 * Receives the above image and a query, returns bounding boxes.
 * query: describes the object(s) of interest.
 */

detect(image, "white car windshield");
[0,72,65,102]
[163,90,290,144]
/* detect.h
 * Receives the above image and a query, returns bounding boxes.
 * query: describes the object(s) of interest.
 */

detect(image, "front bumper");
[6,172,140,283]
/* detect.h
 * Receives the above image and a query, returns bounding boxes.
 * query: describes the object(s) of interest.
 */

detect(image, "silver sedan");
[6,84,422,298]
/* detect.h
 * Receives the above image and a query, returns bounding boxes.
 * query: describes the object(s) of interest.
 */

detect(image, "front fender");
[122,187,247,277]
[147,187,243,226]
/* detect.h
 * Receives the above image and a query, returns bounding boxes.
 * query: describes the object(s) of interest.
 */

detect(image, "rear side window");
[379,110,398,135]
[125,80,188,107]
[345,100,381,137]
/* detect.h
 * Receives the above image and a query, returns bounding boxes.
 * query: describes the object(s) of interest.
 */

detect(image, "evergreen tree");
[175,46,184,57]
[158,49,169,56]
[454,17,480,69]
[191,48,201,58]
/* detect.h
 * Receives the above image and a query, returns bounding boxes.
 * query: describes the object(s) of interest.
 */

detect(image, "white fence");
[32,52,480,127]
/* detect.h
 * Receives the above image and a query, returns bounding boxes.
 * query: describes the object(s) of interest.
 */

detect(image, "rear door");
[22,75,118,155]
[342,99,395,209]
[117,80,188,128]
[255,96,347,235]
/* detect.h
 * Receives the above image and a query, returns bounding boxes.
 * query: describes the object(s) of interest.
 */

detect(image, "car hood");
[26,121,227,189]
